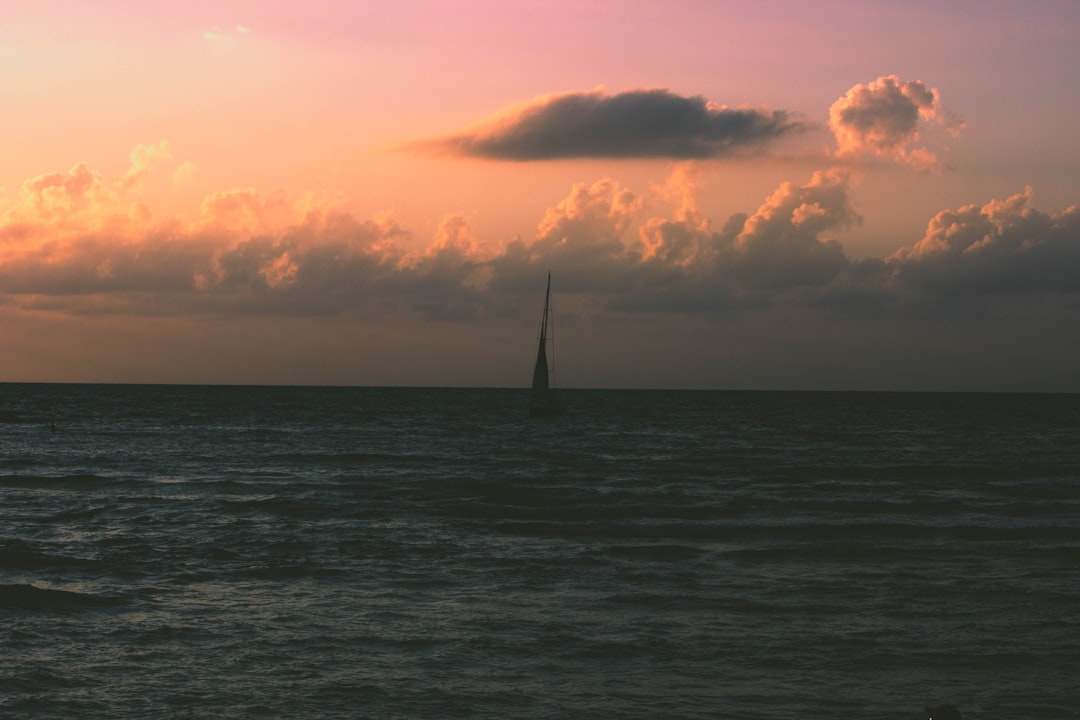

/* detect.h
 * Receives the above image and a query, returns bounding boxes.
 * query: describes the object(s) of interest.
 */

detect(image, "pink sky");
[3,0,1080,390]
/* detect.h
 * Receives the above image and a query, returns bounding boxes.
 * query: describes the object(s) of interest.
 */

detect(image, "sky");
[3,0,1080,391]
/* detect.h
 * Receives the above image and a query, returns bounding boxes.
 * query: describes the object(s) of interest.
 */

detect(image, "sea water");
[1,385,1078,719]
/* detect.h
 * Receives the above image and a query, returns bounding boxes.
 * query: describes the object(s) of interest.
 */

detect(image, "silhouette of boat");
[529,272,565,418]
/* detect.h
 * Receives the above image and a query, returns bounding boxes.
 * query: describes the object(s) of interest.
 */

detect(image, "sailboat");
[529,272,565,417]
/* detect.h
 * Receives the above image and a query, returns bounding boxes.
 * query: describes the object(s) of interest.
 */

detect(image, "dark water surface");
[2,385,1078,719]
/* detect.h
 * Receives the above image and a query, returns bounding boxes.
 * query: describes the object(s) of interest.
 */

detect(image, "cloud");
[412,88,809,160]
[10,162,105,221]
[4,141,184,234]
[829,75,964,172]
[4,136,1079,328]
[204,25,253,42]
[608,167,857,312]
[724,168,856,290]
[889,187,1080,295]
[120,140,170,190]
[172,160,198,188]
[4,146,1080,390]
[6,72,1080,389]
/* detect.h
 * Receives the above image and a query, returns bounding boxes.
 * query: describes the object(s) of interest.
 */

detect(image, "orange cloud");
[3,149,1079,326]
[10,162,105,222]
[120,140,170,191]
[172,161,198,188]
[829,75,964,172]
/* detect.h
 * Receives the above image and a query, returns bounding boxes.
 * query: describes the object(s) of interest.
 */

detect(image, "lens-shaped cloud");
[411,88,810,160]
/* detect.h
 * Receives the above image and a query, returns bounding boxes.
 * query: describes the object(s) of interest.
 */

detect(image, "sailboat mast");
[546,274,556,390]
[540,272,551,342]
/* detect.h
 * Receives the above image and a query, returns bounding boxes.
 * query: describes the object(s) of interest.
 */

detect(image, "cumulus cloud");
[3,135,1079,328]
[725,168,856,290]
[173,161,198,187]
[607,167,858,313]
[10,162,105,221]
[829,75,964,172]
[889,187,1080,294]
[3,141,188,237]
[412,88,809,160]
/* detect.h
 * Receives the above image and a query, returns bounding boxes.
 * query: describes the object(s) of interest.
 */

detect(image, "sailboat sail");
[531,278,551,395]
[529,272,564,417]
[531,331,549,394]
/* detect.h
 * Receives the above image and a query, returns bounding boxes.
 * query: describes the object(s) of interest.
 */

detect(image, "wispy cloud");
[120,140,170,191]
[411,88,810,160]
[203,25,253,42]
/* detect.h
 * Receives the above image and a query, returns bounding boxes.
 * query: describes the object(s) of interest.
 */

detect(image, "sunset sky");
[3,0,1080,390]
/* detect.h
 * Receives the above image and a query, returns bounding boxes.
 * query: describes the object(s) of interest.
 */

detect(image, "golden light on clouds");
[2,0,1079,389]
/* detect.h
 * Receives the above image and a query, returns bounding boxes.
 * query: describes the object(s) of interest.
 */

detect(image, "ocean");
[1,384,1078,719]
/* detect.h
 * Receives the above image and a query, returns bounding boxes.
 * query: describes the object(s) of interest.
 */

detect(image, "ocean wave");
[242,565,348,580]
[2,385,1078,719]
[275,451,444,466]
[0,583,122,611]
[0,473,123,490]
[0,540,99,571]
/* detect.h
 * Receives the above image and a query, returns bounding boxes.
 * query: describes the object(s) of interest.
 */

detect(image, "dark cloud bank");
[413,88,808,159]
[4,166,1080,389]
[22,168,1072,320]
